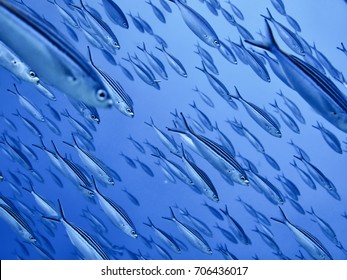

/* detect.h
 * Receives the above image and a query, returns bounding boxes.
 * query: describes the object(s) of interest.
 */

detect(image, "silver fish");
[0,0,113,107]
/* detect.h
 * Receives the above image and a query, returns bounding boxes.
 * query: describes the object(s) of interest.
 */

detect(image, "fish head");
[21,230,36,243]
[115,101,135,118]
[27,70,40,85]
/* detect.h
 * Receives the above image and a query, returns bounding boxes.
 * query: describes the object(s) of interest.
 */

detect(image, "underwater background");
[0,0,347,260]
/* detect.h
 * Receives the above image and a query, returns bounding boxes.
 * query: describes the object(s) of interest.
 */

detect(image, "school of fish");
[0,0,346,260]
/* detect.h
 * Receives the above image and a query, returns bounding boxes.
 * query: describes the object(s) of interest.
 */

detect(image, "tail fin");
[162,207,176,221]
[271,206,288,224]
[244,20,277,52]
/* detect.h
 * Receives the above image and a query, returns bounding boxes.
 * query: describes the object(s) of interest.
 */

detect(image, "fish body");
[246,20,347,133]
[0,0,113,107]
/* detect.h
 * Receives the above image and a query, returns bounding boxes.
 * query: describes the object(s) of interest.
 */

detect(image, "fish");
[43,200,110,260]
[156,45,187,77]
[87,47,134,118]
[63,134,114,185]
[145,117,180,154]
[135,13,154,34]
[252,225,282,253]
[22,183,58,218]
[232,86,281,137]
[7,84,45,122]
[176,206,213,237]
[134,157,154,177]
[275,174,300,200]
[137,42,168,80]
[195,61,238,109]
[213,122,236,156]
[214,223,238,244]
[218,40,238,64]
[144,217,181,253]
[247,165,285,205]
[246,20,347,133]
[312,121,342,154]
[189,101,213,131]
[163,207,212,254]
[215,244,238,260]
[152,150,194,186]
[0,203,36,243]
[290,159,316,190]
[148,237,172,260]
[294,152,340,200]
[225,0,244,20]
[192,86,214,108]
[127,11,145,33]
[123,53,160,89]
[272,207,333,260]
[128,135,146,154]
[122,187,140,207]
[270,100,300,134]
[0,41,40,85]
[146,0,166,23]
[84,178,138,239]
[270,0,286,15]
[307,207,340,246]
[176,144,219,202]
[0,0,113,107]
[101,0,128,29]
[220,205,252,245]
[61,109,94,140]
[159,0,172,13]
[168,113,249,185]
[119,152,137,169]
[231,119,265,153]
[276,90,305,124]
[167,0,220,47]
[261,8,304,55]
[201,202,223,222]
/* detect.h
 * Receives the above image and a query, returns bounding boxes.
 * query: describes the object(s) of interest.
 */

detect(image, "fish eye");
[213,40,220,46]
[91,114,96,119]
[108,178,113,183]
[96,89,107,101]
[29,71,36,77]
[126,108,132,113]
[131,230,136,235]
[240,175,246,181]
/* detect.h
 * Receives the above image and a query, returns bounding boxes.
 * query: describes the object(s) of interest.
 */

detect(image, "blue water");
[0,0,347,260]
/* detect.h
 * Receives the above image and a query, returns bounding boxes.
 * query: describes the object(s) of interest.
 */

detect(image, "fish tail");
[271,207,288,224]
[155,45,164,52]
[192,85,199,92]
[306,206,314,215]
[276,90,284,97]
[245,20,277,52]
[220,205,229,216]
[289,159,297,168]
[233,86,242,100]
[50,140,62,158]
[189,101,197,109]
[312,121,321,130]
[179,112,194,133]
[136,42,145,52]
[162,207,176,221]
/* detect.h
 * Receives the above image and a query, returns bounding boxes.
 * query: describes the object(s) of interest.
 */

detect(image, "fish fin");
[50,140,61,158]
[271,206,288,224]
[62,140,74,148]
[166,126,187,135]
[245,20,277,51]
[162,207,176,221]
